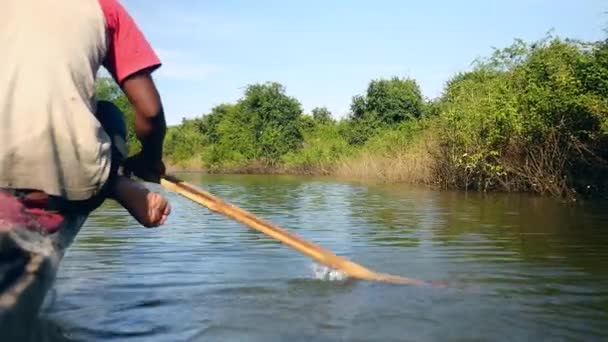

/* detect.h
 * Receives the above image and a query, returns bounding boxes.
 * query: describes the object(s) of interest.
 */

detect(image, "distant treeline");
[97,33,608,200]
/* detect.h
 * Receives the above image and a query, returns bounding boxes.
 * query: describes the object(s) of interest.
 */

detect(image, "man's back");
[0,0,112,201]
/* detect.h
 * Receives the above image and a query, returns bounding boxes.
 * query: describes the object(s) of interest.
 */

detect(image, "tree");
[164,119,206,164]
[342,77,425,145]
[199,103,236,144]
[311,107,334,124]
[207,82,304,164]
[350,77,424,125]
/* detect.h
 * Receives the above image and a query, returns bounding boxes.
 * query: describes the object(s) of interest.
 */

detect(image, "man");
[1,0,171,229]
[1,0,172,337]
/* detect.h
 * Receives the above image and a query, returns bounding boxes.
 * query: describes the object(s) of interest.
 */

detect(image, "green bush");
[343,77,426,145]
[164,119,207,165]
[434,35,608,196]
[283,122,352,172]
[95,31,608,199]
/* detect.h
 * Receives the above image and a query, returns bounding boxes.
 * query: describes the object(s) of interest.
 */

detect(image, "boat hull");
[0,215,86,341]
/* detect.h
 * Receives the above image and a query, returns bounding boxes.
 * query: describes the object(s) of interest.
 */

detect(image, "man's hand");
[123,152,166,183]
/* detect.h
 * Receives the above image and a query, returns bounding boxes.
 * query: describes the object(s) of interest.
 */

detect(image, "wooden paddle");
[160,175,427,286]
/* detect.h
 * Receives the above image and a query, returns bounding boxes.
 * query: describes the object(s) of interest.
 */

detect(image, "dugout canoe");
[0,215,86,341]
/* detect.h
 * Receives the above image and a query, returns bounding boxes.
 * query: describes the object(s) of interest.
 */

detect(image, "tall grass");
[335,120,438,184]
[282,123,353,175]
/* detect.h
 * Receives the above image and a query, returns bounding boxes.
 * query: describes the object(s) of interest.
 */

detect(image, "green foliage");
[95,30,607,199]
[435,35,608,195]
[164,119,207,165]
[338,115,383,146]
[577,40,608,135]
[205,103,257,166]
[184,82,304,168]
[283,122,352,172]
[350,77,424,124]
[343,77,425,145]
[240,82,304,161]
[511,39,600,142]
[440,67,520,150]
[311,107,334,124]
[360,119,428,154]
[96,77,122,101]
[199,104,235,144]
[299,114,316,133]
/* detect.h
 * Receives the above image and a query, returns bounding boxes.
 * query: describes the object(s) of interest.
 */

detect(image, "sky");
[120,0,606,125]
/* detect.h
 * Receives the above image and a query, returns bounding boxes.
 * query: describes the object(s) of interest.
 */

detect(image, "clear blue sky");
[120,0,606,125]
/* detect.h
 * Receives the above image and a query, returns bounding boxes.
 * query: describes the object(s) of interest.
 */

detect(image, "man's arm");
[99,0,166,182]
[123,69,166,163]
[121,69,167,183]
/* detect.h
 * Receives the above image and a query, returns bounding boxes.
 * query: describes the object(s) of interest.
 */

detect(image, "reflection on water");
[28,174,608,341]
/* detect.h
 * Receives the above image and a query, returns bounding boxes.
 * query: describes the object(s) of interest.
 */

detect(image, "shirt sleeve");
[99,0,161,84]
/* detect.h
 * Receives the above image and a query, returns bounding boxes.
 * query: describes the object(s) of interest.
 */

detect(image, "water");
[34,174,608,341]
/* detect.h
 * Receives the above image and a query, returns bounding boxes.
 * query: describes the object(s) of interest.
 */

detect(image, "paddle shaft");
[160,175,426,286]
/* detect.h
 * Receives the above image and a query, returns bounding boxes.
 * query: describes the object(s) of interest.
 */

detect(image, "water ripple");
[29,175,608,341]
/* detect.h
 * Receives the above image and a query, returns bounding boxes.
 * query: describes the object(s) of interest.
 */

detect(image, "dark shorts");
[0,101,129,231]
[96,100,129,187]
[66,100,129,213]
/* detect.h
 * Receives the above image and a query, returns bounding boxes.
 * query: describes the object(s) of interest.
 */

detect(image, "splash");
[310,264,349,282]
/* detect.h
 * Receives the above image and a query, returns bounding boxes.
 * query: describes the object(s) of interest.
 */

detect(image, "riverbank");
[97,34,607,200]
[166,121,438,185]
[165,109,607,202]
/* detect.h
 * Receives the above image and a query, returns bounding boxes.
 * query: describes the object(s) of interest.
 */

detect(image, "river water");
[34,174,608,341]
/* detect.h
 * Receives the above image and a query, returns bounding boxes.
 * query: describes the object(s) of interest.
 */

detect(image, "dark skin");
[120,68,167,183]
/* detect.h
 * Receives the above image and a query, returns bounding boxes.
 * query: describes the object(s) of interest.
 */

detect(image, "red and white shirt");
[0,0,161,201]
